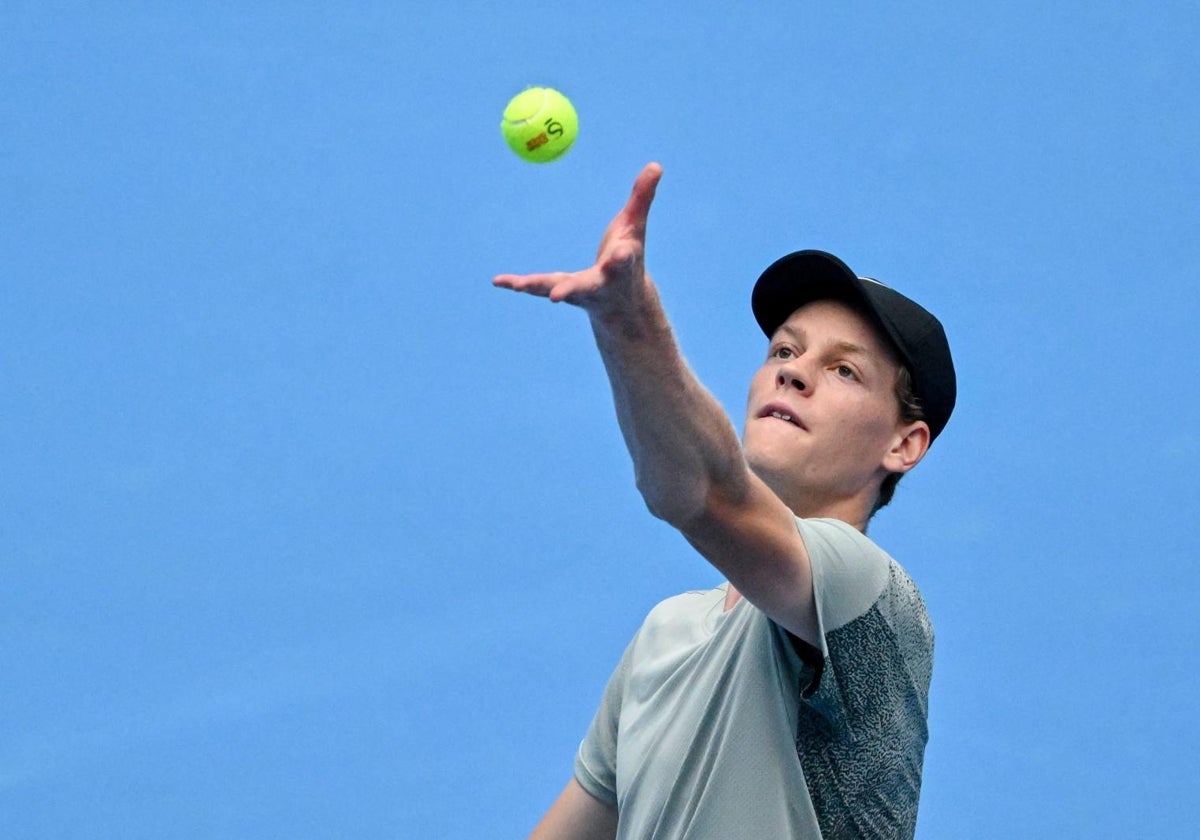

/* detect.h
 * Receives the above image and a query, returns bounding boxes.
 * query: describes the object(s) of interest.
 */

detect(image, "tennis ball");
[501,87,578,163]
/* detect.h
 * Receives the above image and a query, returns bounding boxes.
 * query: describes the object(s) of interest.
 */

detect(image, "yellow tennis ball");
[501,87,578,163]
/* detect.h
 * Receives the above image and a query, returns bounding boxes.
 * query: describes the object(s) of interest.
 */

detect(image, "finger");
[493,271,576,299]
[621,162,663,232]
[547,272,600,303]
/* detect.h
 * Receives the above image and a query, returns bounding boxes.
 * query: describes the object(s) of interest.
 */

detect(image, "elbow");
[642,494,697,528]
[635,472,707,527]
[636,466,750,530]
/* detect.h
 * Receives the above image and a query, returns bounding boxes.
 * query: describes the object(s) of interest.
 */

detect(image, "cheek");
[846,397,900,446]
[745,368,772,413]
[820,382,889,431]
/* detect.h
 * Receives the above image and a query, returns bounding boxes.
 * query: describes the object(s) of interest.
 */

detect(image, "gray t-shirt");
[574,517,934,839]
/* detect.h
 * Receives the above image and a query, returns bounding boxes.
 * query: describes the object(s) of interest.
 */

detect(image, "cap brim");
[752,250,910,366]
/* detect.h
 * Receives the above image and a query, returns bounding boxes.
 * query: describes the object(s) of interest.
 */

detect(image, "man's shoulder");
[796,517,928,634]
[798,516,890,555]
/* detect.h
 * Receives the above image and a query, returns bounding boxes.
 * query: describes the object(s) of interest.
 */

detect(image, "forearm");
[588,275,750,526]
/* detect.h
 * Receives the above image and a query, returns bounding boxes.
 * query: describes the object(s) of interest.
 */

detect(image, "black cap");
[751,250,957,441]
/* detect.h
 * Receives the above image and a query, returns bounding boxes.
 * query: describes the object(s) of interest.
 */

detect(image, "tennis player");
[495,163,955,839]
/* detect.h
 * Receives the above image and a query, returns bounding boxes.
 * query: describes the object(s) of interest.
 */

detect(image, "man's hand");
[493,162,663,318]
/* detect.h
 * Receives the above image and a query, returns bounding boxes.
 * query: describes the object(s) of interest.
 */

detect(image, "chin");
[744,446,799,493]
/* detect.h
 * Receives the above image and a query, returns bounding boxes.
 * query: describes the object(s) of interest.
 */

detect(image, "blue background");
[3,2,1197,837]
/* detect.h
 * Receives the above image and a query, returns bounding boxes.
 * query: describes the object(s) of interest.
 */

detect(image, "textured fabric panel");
[877,563,935,715]
[796,566,932,840]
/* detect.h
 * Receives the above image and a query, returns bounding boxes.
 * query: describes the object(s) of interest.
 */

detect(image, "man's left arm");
[494,163,818,645]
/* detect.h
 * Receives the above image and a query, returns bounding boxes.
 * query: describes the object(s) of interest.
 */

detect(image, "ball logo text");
[525,117,565,152]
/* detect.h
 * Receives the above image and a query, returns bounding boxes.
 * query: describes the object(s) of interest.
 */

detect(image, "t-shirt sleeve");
[797,517,891,666]
[573,638,635,806]
[792,517,935,838]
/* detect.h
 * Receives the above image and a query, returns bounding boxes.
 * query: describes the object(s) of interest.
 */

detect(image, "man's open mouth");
[759,404,804,428]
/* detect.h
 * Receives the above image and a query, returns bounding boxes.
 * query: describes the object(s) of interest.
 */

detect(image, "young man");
[495,163,956,839]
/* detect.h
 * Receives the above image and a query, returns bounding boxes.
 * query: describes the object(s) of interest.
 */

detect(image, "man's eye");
[836,364,857,379]
[773,347,794,360]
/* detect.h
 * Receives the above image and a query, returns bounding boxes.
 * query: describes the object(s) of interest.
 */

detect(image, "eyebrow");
[828,340,871,359]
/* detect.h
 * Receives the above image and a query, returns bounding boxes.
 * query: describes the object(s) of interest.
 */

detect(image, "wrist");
[587,274,669,342]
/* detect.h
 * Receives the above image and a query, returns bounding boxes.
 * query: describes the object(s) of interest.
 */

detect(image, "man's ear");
[883,421,930,475]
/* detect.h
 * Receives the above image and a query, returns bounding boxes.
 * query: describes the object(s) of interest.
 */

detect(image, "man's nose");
[776,370,806,392]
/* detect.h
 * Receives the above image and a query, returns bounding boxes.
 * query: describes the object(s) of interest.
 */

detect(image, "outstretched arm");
[494,163,818,645]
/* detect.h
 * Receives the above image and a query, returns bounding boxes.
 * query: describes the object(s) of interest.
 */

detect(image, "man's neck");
[749,464,878,534]
[786,493,872,534]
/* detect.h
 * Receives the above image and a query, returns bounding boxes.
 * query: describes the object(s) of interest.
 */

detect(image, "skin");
[495,163,931,839]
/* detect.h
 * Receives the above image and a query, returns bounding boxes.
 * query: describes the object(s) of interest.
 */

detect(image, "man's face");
[742,299,915,514]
